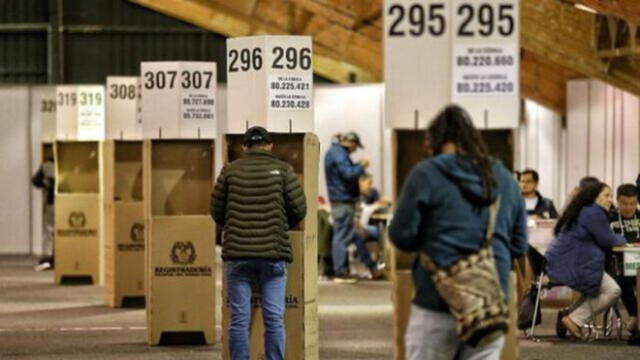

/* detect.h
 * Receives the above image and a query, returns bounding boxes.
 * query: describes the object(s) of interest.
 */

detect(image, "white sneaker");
[34,262,52,271]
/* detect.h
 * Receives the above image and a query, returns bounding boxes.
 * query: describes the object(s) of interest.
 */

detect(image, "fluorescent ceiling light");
[574,4,598,14]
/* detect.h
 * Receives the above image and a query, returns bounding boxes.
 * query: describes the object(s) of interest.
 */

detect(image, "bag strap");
[419,196,501,272]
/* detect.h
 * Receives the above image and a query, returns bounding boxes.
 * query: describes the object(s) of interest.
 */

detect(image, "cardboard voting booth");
[222,35,318,359]
[387,128,517,359]
[221,133,319,360]
[141,61,217,345]
[103,76,145,308]
[143,139,216,345]
[53,84,105,285]
[54,141,103,285]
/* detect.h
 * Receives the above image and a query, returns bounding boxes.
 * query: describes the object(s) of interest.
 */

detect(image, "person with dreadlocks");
[389,105,527,359]
[545,182,626,339]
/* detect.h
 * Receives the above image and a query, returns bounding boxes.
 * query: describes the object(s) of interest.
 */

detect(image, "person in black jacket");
[31,158,55,271]
[519,169,558,279]
[519,169,559,219]
[211,126,307,360]
[608,184,639,335]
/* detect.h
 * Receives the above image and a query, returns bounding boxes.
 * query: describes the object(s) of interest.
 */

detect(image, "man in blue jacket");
[324,132,370,282]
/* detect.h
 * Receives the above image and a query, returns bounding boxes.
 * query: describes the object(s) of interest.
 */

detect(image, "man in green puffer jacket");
[211,126,306,360]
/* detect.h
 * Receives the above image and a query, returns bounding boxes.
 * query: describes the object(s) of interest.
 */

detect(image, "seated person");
[351,174,387,279]
[355,173,390,242]
[546,182,626,339]
[609,184,639,334]
[519,169,559,277]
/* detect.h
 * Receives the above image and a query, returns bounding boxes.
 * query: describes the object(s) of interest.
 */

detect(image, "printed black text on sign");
[228,48,263,72]
[144,71,213,89]
[387,3,446,37]
[457,3,514,37]
[109,84,136,100]
[271,47,312,70]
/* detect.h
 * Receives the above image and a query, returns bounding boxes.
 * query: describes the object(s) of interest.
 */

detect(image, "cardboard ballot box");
[143,139,216,345]
[103,140,145,307]
[221,133,319,360]
[54,141,103,285]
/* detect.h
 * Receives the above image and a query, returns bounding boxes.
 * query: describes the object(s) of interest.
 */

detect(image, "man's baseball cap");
[243,126,272,146]
[342,131,364,149]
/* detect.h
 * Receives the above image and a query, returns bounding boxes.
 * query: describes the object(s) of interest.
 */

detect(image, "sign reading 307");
[226,36,313,134]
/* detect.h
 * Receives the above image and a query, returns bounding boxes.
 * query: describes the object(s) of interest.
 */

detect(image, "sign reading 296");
[228,47,312,72]
[387,1,515,38]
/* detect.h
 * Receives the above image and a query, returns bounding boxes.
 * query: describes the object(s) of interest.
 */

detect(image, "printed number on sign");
[109,84,137,100]
[79,92,103,106]
[41,99,56,113]
[387,2,514,37]
[144,71,214,89]
[57,92,78,107]
[272,47,312,70]
[228,48,263,72]
[388,3,446,37]
[457,3,514,37]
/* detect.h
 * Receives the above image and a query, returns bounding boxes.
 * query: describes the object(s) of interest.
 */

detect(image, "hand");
[358,159,370,168]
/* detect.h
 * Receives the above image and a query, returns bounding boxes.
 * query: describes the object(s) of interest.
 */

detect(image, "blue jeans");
[226,259,287,360]
[406,305,505,360]
[332,203,377,273]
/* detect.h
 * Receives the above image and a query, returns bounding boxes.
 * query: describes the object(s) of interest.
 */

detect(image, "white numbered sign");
[56,85,105,141]
[451,0,519,129]
[106,76,141,140]
[384,0,452,129]
[226,36,313,134]
[141,62,216,139]
[384,0,519,129]
[31,86,57,143]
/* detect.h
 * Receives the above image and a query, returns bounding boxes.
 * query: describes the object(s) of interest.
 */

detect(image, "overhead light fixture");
[574,4,598,14]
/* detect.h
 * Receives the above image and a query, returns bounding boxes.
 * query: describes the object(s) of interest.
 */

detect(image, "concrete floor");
[1,256,639,359]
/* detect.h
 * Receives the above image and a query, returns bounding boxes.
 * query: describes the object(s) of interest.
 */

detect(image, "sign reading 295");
[387,1,515,38]
[228,47,312,72]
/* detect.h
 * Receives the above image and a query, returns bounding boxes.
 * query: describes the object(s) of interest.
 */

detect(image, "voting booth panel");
[221,133,319,360]
[103,140,145,308]
[54,141,102,285]
[144,140,216,345]
[103,76,146,307]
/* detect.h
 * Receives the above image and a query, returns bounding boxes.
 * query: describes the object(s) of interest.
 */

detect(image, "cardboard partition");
[54,194,101,284]
[144,139,216,345]
[500,272,519,360]
[146,216,216,345]
[392,270,413,360]
[221,133,319,359]
[56,141,100,194]
[150,140,214,216]
[54,141,102,285]
[103,140,145,307]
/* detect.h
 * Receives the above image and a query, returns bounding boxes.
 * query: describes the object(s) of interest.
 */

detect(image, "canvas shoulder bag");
[419,197,510,347]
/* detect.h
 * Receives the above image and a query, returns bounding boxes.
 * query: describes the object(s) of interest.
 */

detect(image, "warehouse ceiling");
[131,0,640,114]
